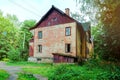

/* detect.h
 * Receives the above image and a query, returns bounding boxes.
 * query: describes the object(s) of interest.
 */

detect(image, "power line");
[22,0,41,12]
[8,0,40,18]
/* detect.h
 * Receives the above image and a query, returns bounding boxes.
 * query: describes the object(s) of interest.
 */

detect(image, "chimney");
[65,8,70,16]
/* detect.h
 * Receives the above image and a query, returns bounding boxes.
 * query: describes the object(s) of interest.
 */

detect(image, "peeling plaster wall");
[33,22,76,60]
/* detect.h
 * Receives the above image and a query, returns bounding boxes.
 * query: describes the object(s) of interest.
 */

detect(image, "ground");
[0,60,119,80]
[0,61,47,80]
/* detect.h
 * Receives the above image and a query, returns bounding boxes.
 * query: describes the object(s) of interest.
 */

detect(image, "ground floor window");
[65,44,71,53]
[38,45,42,53]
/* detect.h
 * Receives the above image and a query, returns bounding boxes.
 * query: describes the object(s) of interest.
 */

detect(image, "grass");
[7,61,52,67]
[0,69,9,80]
[6,60,120,80]
[17,73,37,80]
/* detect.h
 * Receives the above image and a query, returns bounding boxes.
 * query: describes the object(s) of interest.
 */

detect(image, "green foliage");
[97,66,120,80]
[2,58,10,62]
[18,73,37,80]
[8,61,120,80]
[49,65,81,80]
[0,13,17,60]
[76,0,120,61]
[7,46,21,62]
[84,58,100,70]
[0,69,9,80]
[0,10,36,61]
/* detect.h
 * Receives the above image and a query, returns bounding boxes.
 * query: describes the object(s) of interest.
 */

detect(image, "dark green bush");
[97,66,120,80]
[84,58,101,70]
[49,64,83,80]
[18,73,37,80]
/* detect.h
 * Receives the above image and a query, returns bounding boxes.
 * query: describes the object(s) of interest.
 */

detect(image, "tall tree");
[0,13,18,59]
[19,20,36,60]
[76,0,120,61]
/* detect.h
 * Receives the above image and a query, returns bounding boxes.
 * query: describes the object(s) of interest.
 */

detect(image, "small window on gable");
[38,45,42,53]
[65,27,71,36]
[38,31,42,39]
[65,44,71,53]
[52,17,57,21]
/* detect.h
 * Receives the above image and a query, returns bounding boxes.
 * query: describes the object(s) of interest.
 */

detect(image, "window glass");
[65,44,71,53]
[38,45,42,53]
[65,27,71,36]
[38,31,42,39]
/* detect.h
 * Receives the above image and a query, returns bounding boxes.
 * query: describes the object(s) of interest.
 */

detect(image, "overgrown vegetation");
[0,10,36,61]
[75,0,120,61]
[0,69,9,80]
[17,73,37,80]
[7,60,120,80]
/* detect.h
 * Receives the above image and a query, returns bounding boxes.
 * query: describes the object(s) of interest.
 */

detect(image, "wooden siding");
[38,10,74,27]
[53,54,75,63]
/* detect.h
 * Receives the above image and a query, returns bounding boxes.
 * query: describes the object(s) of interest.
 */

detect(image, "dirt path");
[0,62,21,80]
[0,62,48,80]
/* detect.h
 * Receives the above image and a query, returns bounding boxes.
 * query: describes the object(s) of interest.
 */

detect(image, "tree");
[76,0,120,61]
[0,13,18,60]
[71,12,86,22]
[19,20,36,60]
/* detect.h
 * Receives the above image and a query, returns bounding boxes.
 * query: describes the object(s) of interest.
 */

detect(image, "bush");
[84,58,101,70]
[17,73,37,80]
[7,46,28,62]
[97,66,120,80]
[0,69,9,80]
[7,47,21,62]
[49,64,82,80]
[2,58,10,62]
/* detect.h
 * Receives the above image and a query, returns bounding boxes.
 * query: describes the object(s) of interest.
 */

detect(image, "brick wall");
[33,22,76,61]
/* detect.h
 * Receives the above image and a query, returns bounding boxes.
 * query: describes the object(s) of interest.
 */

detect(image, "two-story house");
[29,5,93,63]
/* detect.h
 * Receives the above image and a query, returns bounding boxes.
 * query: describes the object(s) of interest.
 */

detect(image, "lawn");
[0,69,9,80]
[7,60,120,80]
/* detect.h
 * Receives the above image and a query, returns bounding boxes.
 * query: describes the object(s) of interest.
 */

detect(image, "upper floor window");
[65,27,71,36]
[38,31,42,39]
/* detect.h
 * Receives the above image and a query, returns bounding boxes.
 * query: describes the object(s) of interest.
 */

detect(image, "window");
[38,45,42,53]
[38,31,42,39]
[65,44,71,53]
[52,17,57,21]
[65,27,71,36]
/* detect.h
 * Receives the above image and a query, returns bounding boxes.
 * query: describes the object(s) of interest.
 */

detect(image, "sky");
[0,0,79,22]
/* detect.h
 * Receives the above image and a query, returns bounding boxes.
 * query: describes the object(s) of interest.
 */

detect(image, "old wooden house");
[29,5,93,63]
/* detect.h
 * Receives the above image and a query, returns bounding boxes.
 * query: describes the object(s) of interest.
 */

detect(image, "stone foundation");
[28,57,53,63]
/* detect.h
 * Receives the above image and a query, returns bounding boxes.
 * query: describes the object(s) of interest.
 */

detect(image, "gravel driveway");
[0,62,21,80]
[0,61,48,80]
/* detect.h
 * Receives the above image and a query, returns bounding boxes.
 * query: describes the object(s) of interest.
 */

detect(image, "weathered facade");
[29,6,93,63]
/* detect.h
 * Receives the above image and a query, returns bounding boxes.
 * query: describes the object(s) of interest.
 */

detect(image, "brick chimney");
[65,8,70,16]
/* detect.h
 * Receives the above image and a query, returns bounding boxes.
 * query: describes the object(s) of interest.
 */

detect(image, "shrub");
[49,64,82,80]
[17,73,37,80]
[0,69,9,80]
[97,66,120,80]
[84,58,101,70]
[2,58,10,62]
[7,47,21,62]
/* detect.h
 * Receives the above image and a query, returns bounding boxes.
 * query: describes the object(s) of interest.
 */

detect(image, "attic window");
[52,17,57,21]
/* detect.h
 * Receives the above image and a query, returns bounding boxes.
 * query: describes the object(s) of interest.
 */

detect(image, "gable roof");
[30,5,91,32]
[30,5,76,30]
